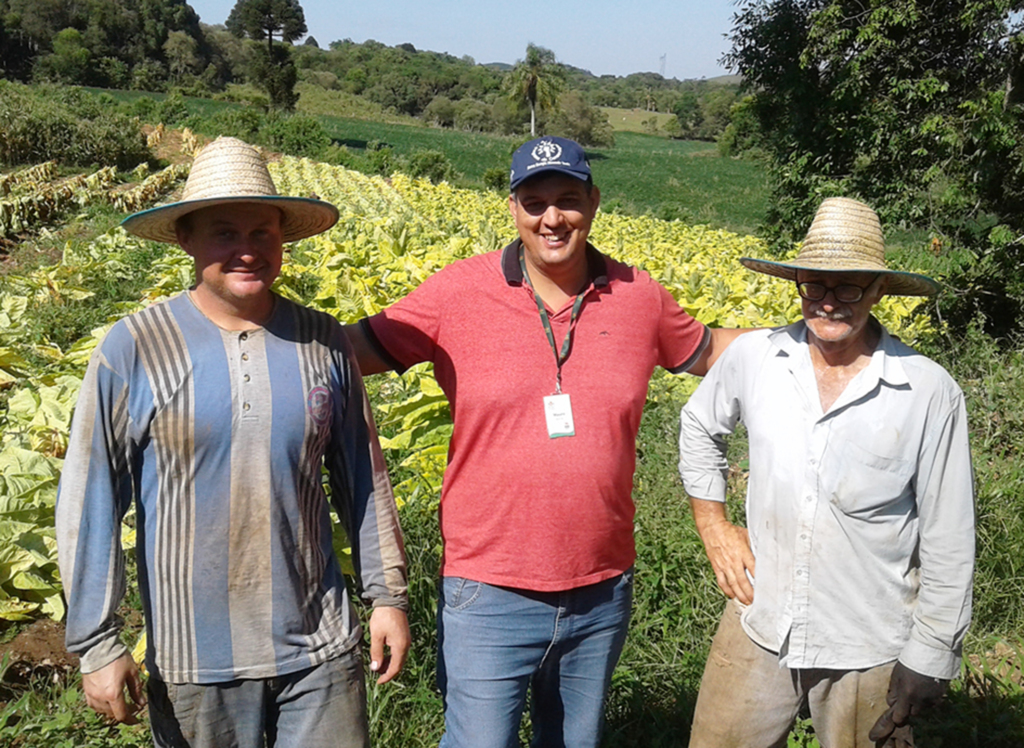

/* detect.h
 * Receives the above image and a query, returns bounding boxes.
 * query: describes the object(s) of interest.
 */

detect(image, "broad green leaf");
[10,569,56,591]
[0,597,38,620]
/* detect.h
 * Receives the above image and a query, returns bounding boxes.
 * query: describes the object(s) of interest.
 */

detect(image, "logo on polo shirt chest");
[307,386,331,426]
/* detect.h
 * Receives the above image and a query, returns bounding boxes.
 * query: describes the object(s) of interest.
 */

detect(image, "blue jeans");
[147,649,369,748]
[437,569,633,748]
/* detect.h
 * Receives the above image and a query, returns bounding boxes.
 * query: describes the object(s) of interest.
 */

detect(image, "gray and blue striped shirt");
[57,292,407,684]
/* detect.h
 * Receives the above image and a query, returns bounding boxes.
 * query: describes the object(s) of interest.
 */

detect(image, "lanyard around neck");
[519,247,587,394]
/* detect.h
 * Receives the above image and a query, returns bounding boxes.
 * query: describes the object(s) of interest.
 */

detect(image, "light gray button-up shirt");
[679,320,974,679]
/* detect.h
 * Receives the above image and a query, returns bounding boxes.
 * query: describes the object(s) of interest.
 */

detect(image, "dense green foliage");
[225,0,306,109]
[726,0,1024,339]
[0,82,149,169]
[0,0,210,88]
[0,1,740,144]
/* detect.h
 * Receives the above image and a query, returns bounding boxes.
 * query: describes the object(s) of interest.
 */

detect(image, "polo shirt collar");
[500,239,609,288]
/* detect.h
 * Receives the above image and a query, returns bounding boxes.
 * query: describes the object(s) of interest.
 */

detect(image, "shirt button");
[243,374,251,382]
[243,402,251,411]
[240,332,248,341]
[241,353,249,361]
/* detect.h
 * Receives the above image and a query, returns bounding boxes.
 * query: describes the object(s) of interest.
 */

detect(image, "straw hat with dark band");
[740,197,939,296]
[121,136,339,244]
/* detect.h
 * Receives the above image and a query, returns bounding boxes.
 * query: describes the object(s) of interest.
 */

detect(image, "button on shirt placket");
[785,415,828,664]
[238,331,257,419]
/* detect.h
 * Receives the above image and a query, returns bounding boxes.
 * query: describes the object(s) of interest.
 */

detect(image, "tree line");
[726,0,1024,341]
[0,0,741,146]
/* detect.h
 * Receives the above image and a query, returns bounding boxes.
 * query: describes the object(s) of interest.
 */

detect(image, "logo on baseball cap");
[509,136,592,190]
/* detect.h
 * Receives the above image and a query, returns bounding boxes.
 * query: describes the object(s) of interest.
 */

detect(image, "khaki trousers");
[689,600,904,748]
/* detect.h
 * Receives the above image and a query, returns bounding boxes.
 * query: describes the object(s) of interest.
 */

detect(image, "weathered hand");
[368,606,410,684]
[81,653,146,724]
[868,661,949,745]
[690,498,756,604]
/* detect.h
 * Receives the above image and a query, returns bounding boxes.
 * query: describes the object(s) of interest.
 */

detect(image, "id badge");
[543,393,575,438]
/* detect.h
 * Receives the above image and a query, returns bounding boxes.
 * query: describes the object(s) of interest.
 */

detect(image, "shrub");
[717,96,762,158]
[130,59,167,92]
[405,150,456,184]
[547,92,615,147]
[453,99,492,132]
[298,69,339,90]
[422,96,456,128]
[322,144,366,170]
[214,83,271,108]
[482,166,508,192]
[154,92,190,125]
[0,81,150,169]
[208,107,265,141]
[365,140,398,175]
[128,96,158,119]
[259,114,331,158]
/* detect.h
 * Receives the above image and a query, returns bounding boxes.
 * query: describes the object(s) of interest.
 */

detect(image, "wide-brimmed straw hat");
[740,197,939,296]
[121,136,339,244]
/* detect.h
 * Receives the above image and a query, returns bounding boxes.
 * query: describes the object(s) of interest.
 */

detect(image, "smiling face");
[509,173,600,287]
[176,202,284,319]
[798,270,887,349]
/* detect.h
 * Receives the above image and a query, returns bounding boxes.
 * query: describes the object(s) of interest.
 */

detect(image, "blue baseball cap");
[509,136,592,191]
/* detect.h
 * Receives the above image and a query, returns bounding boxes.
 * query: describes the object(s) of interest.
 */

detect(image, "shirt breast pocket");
[824,440,916,516]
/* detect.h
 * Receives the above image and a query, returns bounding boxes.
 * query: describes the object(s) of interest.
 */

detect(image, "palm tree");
[504,44,565,136]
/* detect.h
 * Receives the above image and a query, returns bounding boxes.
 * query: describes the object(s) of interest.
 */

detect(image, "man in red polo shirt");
[345,136,743,748]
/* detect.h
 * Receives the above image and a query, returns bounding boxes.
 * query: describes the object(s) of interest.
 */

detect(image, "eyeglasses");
[796,274,880,303]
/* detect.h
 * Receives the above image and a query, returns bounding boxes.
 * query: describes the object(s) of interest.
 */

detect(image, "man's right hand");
[690,497,756,604]
[869,661,949,746]
[82,653,146,724]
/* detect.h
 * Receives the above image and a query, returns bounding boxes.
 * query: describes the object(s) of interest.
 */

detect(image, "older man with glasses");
[678,197,975,748]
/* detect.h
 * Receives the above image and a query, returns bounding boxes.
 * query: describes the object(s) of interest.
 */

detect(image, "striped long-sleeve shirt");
[56,292,407,684]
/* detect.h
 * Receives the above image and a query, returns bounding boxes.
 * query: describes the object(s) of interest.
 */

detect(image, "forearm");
[905,399,975,679]
[333,365,409,611]
[56,357,132,673]
[343,320,394,375]
[690,496,729,539]
[687,326,759,376]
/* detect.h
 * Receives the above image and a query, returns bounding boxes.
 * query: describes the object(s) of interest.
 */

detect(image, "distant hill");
[705,74,743,86]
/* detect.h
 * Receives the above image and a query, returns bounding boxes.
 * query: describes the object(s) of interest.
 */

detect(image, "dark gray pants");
[147,649,370,748]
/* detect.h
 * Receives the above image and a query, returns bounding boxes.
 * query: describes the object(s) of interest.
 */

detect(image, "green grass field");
[600,106,676,133]
[307,120,767,234]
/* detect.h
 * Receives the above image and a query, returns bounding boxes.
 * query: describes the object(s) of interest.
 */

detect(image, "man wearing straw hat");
[56,137,410,748]
[679,197,975,747]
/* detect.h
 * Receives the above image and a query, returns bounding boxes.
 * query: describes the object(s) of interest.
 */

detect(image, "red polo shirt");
[366,241,708,591]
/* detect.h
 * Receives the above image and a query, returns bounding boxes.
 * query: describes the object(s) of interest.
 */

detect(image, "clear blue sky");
[188,0,737,80]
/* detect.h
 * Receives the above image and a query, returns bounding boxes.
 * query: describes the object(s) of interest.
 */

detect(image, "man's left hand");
[868,661,949,745]
[368,606,410,684]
